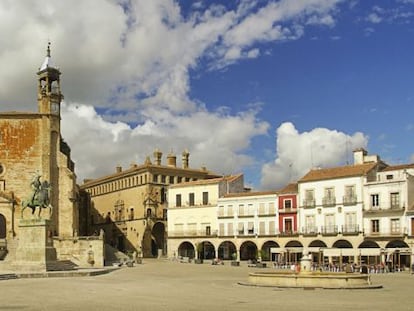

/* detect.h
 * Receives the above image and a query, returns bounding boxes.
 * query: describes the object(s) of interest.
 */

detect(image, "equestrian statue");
[21,174,53,218]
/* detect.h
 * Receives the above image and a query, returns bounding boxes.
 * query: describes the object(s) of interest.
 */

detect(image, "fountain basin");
[245,271,382,289]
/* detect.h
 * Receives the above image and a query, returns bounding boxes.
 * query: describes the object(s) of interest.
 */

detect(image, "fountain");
[243,251,382,289]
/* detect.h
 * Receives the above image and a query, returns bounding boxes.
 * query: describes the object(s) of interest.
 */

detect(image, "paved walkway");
[0,259,413,311]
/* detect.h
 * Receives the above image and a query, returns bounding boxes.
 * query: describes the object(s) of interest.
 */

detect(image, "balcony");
[321,225,338,236]
[322,197,336,207]
[279,208,297,214]
[169,229,218,238]
[364,228,406,238]
[341,224,360,235]
[303,199,315,209]
[343,196,357,206]
[301,226,318,237]
[363,205,405,216]
[279,230,299,237]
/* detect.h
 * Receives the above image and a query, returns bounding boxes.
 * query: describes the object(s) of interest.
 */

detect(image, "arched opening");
[151,222,165,257]
[358,240,381,266]
[178,242,195,259]
[308,240,327,265]
[332,239,353,248]
[261,241,279,261]
[284,240,303,264]
[218,241,236,260]
[198,241,215,259]
[386,240,410,271]
[240,241,257,260]
[0,214,6,239]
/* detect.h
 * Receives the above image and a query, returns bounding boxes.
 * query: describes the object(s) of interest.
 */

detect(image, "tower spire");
[46,41,51,57]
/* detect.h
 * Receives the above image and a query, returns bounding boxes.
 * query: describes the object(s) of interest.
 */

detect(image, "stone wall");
[53,236,104,268]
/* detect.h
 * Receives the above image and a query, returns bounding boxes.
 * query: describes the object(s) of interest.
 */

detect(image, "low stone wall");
[53,236,104,268]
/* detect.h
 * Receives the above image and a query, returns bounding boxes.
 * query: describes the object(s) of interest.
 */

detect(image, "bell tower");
[37,42,63,117]
[36,43,63,234]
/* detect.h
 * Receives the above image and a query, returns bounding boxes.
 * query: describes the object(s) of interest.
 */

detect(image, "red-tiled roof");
[299,162,378,182]
[381,163,414,172]
[277,183,298,194]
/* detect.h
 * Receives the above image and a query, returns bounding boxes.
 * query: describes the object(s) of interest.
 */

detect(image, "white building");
[297,149,385,266]
[167,174,245,259]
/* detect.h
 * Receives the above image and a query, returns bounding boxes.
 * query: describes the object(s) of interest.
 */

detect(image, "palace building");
[79,150,221,258]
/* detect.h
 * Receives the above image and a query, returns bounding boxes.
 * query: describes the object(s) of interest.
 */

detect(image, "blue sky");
[0,0,413,189]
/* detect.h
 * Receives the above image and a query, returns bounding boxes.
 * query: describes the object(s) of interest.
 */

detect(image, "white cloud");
[0,1,345,184]
[61,102,269,181]
[260,122,368,189]
[366,13,382,23]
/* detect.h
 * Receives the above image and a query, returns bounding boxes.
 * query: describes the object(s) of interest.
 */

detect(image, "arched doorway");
[240,241,257,260]
[218,241,236,260]
[178,242,195,259]
[308,240,327,265]
[385,240,410,270]
[151,222,165,257]
[261,241,279,261]
[198,241,215,259]
[331,239,353,266]
[285,240,303,264]
[0,214,6,239]
[358,240,381,266]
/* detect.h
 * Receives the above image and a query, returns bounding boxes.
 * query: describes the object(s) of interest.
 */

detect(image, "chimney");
[167,152,177,167]
[182,149,190,169]
[116,165,122,173]
[153,149,162,166]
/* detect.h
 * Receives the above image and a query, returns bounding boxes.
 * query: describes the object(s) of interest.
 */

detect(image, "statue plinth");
[12,219,57,272]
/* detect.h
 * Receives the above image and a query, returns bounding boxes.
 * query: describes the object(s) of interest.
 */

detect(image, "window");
[391,219,400,234]
[169,176,174,184]
[268,202,275,214]
[284,218,293,233]
[248,222,254,234]
[344,212,357,233]
[268,221,276,235]
[344,185,356,205]
[114,200,124,221]
[206,226,211,236]
[219,223,225,235]
[189,193,195,206]
[259,221,265,235]
[177,176,182,183]
[176,194,182,207]
[371,194,379,208]
[284,199,292,209]
[324,214,335,233]
[304,189,315,207]
[259,203,265,215]
[202,192,208,205]
[386,174,394,180]
[129,208,134,220]
[218,205,224,217]
[227,223,233,235]
[238,223,244,235]
[390,193,400,209]
[305,215,316,233]
[161,175,166,183]
[238,204,244,216]
[227,205,233,217]
[371,219,380,233]
[248,204,254,215]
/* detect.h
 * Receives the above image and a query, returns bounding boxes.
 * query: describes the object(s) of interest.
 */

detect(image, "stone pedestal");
[12,219,57,272]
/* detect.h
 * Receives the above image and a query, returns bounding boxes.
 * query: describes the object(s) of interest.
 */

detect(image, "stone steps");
[46,260,78,271]
[0,273,18,280]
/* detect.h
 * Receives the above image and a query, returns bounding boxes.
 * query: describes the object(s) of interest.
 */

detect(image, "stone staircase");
[46,260,78,271]
[104,244,129,265]
[0,273,18,280]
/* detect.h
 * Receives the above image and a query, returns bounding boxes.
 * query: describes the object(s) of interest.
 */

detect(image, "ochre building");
[80,150,221,257]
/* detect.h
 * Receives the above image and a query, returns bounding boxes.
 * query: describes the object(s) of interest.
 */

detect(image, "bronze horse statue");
[21,180,53,218]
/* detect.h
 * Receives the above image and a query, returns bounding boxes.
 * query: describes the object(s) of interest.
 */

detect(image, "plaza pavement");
[0,259,413,311]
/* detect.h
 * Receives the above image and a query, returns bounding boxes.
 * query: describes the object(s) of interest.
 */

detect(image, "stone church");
[0,45,100,267]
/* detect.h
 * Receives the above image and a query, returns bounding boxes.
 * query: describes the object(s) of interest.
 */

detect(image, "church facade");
[0,45,82,262]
